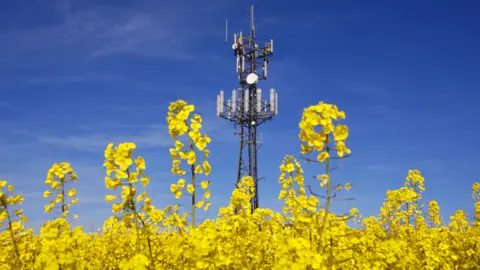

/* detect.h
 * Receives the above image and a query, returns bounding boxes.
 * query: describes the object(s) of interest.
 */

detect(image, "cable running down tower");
[216,5,278,212]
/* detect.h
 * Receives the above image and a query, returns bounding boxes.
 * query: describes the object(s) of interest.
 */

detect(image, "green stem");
[2,200,21,266]
[61,179,65,216]
[317,145,331,252]
[406,202,411,226]
[190,137,196,227]
[135,211,155,268]
[125,162,154,268]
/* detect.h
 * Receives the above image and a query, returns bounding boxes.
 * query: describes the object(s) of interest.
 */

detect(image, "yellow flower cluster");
[278,155,319,216]
[44,162,79,218]
[0,100,479,270]
[428,200,442,227]
[473,182,480,202]
[103,142,151,213]
[299,101,350,161]
[379,170,428,235]
[0,180,33,269]
[167,100,212,226]
[0,180,27,227]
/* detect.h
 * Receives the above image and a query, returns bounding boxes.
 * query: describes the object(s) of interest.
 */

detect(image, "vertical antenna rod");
[216,5,277,212]
[225,18,228,43]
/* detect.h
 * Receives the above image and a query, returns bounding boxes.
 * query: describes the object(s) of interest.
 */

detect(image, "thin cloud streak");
[0,2,225,67]
[23,73,163,92]
[37,125,172,152]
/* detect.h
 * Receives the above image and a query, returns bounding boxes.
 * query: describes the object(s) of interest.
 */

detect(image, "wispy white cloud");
[20,73,165,92]
[0,96,237,161]
[0,1,226,67]
[33,103,237,152]
[84,13,193,61]
[37,124,171,152]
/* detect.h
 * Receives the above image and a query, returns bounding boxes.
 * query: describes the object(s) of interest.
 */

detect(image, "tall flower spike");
[44,162,78,219]
[0,180,28,267]
[167,100,212,227]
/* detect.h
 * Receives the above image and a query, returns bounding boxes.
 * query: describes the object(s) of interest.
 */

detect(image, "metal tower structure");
[216,5,278,212]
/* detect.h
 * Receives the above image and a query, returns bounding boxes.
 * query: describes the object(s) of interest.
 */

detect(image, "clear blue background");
[0,0,479,231]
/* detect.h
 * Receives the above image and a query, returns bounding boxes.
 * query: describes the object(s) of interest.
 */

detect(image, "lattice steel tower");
[216,5,278,211]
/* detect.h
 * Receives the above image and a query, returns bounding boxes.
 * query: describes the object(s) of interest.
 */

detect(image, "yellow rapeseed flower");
[187,184,194,194]
[105,195,117,202]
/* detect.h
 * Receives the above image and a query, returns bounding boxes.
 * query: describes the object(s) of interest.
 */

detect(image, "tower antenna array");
[216,5,278,212]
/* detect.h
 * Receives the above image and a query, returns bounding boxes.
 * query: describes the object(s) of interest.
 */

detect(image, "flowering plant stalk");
[298,102,351,248]
[43,162,79,220]
[0,180,28,268]
[167,100,212,227]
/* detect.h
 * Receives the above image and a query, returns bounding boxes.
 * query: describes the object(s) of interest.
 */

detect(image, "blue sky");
[1,0,479,231]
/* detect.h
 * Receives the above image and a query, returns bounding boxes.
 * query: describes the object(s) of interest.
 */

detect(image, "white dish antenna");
[246,73,259,85]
